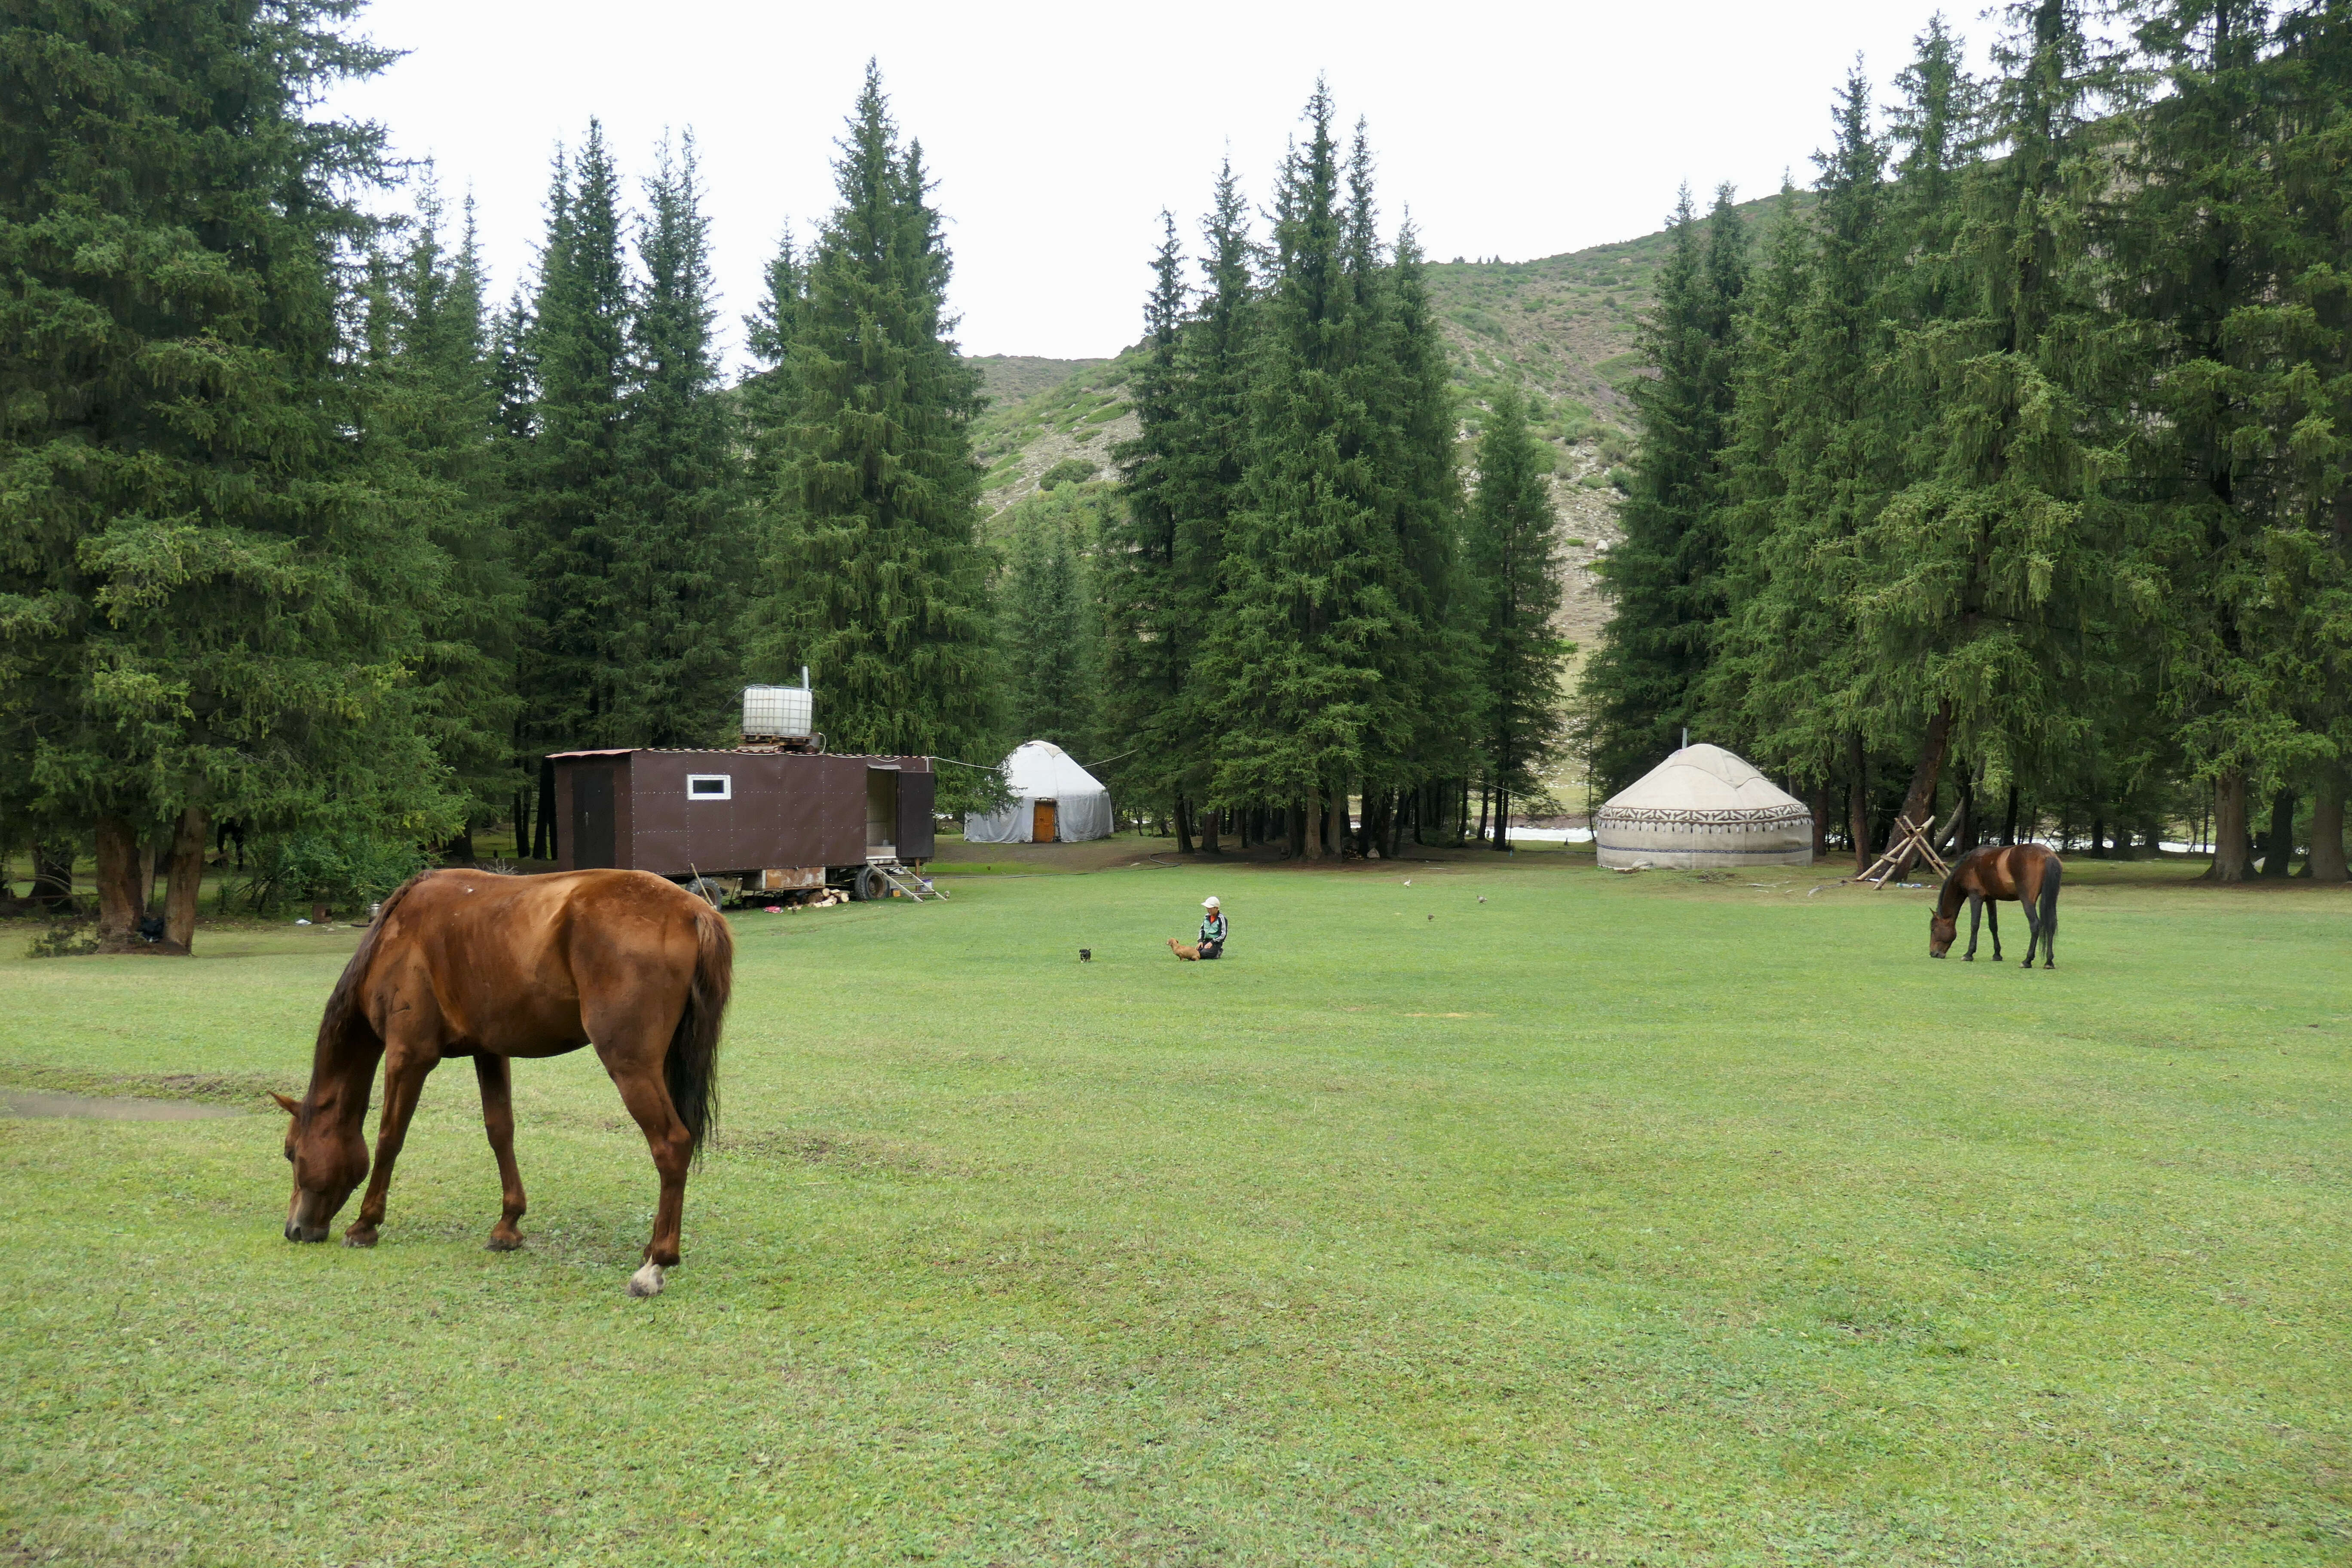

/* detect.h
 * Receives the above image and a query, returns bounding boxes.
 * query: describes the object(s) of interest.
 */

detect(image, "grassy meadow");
[0,850,2346,1565]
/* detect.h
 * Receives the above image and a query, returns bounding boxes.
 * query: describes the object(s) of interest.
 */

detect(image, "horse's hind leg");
[346,1035,441,1247]
[475,1055,527,1251]
[594,1032,695,1298]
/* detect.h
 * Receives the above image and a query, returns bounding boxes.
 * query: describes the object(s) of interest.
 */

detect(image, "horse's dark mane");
[306,869,435,1099]
[1934,855,1972,919]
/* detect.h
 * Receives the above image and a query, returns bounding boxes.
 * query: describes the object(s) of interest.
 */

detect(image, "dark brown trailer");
[547,749,934,896]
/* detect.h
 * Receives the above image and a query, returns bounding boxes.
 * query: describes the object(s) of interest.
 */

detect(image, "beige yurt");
[1593,744,1815,869]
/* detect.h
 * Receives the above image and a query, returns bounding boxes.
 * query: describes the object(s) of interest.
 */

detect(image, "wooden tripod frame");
[1853,804,1960,888]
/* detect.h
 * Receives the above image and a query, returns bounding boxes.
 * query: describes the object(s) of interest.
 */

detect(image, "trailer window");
[686,774,732,801]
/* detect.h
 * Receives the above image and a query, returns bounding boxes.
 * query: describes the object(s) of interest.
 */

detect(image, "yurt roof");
[998,740,1108,800]
[1598,744,1807,817]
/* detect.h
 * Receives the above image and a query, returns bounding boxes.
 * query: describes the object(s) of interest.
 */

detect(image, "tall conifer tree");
[1584,186,1746,792]
[1466,385,1569,848]
[1200,85,1406,856]
[515,126,632,751]
[613,132,742,747]
[749,65,998,766]
[0,0,457,946]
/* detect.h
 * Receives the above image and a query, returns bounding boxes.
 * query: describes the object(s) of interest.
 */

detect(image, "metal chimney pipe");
[801,665,811,690]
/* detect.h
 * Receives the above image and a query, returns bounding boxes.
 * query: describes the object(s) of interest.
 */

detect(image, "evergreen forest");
[1586,0,2352,885]
[4,0,2349,957]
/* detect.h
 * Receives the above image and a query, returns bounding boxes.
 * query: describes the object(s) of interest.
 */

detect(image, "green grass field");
[2,854,2346,1565]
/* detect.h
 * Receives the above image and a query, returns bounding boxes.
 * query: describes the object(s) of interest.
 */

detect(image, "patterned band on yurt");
[1593,744,1815,869]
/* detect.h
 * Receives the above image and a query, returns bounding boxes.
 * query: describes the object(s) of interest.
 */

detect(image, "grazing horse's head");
[1927,911,1957,959]
[273,1091,366,1242]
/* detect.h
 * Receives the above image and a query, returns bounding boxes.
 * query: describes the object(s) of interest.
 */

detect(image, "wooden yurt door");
[1032,799,1058,842]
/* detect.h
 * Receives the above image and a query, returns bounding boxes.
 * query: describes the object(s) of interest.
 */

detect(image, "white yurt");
[961,741,1115,844]
[1593,743,1815,869]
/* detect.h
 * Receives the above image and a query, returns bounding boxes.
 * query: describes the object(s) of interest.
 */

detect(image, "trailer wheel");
[852,865,887,903]
[685,876,727,909]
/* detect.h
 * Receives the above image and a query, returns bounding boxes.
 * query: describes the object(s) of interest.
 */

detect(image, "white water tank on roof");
[743,683,814,740]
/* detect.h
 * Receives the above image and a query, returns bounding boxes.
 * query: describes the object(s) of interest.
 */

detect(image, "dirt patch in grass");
[0,1063,292,1108]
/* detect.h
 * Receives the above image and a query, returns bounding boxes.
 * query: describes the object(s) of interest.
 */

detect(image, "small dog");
[1167,938,1201,961]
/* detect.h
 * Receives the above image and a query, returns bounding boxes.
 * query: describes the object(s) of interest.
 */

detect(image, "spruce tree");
[2117,0,2337,879]
[0,0,457,947]
[1856,3,2130,876]
[612,131,743,747]
[1713,72,1898,867]
[514,126,633,751]
[1466,385,1570,849]
[1199,85,1406,857]
[748,64,998,767]
[1104,212,1194,837]
[999,489,1102,753]
[356,188,524,849]
[1583,185,1745,793]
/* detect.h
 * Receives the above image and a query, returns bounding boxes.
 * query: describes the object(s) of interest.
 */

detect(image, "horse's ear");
[270,1091,300,1116]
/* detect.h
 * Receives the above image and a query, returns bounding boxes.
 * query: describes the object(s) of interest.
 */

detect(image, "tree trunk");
[1298,795,1319,859]
[2261,787,2296,878]
[1475,784,1490,846]
[2002,783,2019,845]
[2206,772,2251,882]
[1883,702,1954,879]
[95,815,142,945]
[1808,780,1830,860]
[1847,733,1870,876]
[1492,787,1512,851]
[161,806,208,952]
[512,790,530,858]
[138,831,167,916]
[532,759,557,860]
[1175,794,1194,855]
[1954,763,1976,853]
[1328,789,1348,857]
[445,824,475,866]
[2309,769,2348,883]
[30,840,75,911]
[2090,811,2108,859]
[1200,798,1221,856]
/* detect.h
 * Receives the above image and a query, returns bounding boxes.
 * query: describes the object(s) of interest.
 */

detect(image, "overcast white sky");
[330,1,2001,365]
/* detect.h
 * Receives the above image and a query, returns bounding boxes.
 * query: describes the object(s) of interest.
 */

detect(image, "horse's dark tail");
[2038,855,2062,958]
[665,902,733,1164]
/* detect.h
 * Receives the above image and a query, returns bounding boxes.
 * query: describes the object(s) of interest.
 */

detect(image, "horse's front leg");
[1963,894,1982,960]
[346,1038,440,1247]
[1984,899,2001,962]
[474,1054,527,1251]
[596,1040,695,1298]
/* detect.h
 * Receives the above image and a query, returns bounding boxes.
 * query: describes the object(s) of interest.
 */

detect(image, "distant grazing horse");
[1928,844,2063,968]
[274,868,732,1297]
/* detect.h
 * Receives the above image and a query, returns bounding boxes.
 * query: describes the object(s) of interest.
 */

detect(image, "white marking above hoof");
[627,1262,666,1298]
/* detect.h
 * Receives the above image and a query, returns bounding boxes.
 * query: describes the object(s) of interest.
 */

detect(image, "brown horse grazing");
[1928,844,2063,968]
[274,867,732,1298]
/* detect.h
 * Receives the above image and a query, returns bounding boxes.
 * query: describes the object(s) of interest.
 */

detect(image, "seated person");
[1196,895,1226,959]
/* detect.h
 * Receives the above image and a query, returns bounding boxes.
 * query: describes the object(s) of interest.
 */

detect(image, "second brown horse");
[1928,843,2063,967]
[275,867,732,1297]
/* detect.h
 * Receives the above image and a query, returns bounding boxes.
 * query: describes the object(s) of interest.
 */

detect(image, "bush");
[1607,466,1634,494]
[25,922,98,959]
[242,831,430,917]
[1037,457,1099,490]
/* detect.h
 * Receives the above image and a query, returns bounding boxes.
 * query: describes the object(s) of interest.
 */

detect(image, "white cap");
[1202,895,1220,908]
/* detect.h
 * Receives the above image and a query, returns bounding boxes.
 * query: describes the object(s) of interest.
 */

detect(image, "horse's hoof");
[627,1262,666,1298]
[485,1232,524,1253]
[342,1226,378,1248]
